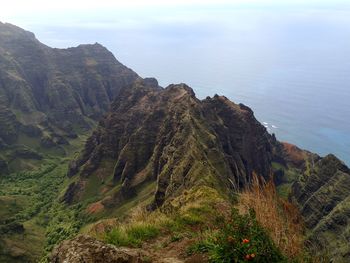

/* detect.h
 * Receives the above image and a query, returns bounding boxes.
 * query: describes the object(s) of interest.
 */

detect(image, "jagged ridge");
[65,79,276,212]
[0,22,138,173]
[291,154,350,261]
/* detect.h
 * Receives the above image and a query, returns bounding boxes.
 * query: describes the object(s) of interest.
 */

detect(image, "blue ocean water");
[21,7,350,165]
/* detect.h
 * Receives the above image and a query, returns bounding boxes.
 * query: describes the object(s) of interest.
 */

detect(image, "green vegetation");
[105,223,160,247]
[272,162,302,199]
[0,147,89,262]
[188,209,285,263]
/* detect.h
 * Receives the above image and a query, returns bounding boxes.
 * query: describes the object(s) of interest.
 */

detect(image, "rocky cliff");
[291,154,350,262]
[1,23,350,263]
[0,22,138,173]
[65,78,276,212]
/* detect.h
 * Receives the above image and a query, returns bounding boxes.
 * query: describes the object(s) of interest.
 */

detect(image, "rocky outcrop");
[65,79,276,208]
[50,235,146,263]
[291,154,350,262]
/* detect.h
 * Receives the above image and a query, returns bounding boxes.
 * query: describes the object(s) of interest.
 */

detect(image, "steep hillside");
[0,22,138,173]
[63,78,350,262]
[0,22,138,262]
[269,142,350,262]
[1,23,350,263]
[291,154,350,262]
[65,79,276,215]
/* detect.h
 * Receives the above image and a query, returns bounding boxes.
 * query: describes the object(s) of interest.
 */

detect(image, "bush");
[189,208,286,263]
[238,173,304,258]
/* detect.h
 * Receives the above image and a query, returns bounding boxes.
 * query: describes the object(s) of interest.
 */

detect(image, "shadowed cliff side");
[290,154,350,262]
[0,22,138,174]
[65,78,276,212]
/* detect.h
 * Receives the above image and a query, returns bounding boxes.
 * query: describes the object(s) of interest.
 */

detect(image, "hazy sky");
[2,0,350,29]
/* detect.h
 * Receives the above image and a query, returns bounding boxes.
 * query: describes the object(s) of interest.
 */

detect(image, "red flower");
[242,238,250,244]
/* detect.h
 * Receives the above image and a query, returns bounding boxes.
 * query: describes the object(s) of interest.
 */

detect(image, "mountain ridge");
[0,23,349,262]
[64,79,277,213]
[0,21,138,173]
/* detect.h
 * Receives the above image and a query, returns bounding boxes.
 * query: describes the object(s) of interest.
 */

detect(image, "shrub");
[238,173,304,258]
[189,208,286,262]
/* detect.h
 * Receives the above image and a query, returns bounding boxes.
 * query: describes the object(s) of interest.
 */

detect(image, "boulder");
[50,235,146,263]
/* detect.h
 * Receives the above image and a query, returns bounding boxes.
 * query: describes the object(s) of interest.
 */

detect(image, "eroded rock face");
[65,79,276,207]
[0,22,138,143]
[0,22,138,171]
[291,154,350,262]
[50,235,145,263]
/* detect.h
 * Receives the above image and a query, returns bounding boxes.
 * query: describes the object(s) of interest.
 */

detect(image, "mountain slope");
[65,78,276,214]
[291,154,350,262]
[1,23,350,263]
[0,22,139,262]
[0,22,138,173]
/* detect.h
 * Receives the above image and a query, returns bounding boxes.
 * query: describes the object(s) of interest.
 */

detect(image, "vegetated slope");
[271,142,350,262]
[1,22,350,263]
[64,78,350,262]
[0,22,138,173]
[65,78,277,215]
[291,154,350,262]
[0,22,139,262]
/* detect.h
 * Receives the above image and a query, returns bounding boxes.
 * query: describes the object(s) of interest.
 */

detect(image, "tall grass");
[238,173,304,259]
[104,221,160,247]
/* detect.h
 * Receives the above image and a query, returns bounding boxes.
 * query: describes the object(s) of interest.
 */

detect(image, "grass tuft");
[238,172,304,259]
[104,222,160,247]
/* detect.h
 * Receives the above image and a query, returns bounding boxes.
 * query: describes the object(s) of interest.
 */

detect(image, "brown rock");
[50,235,146,263]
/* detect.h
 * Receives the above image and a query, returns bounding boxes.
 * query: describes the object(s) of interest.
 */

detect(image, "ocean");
[22,6,350,165]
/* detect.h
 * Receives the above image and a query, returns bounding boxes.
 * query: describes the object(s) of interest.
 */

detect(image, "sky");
[1,0,349,50]
[2,0,350,27]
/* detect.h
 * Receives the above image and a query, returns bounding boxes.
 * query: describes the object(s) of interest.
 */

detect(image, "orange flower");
[242,238,250,244]
[250,253,256,258]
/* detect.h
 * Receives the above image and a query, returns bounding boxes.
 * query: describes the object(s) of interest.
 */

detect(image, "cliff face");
[1,23,350,262]
[291,154,350,261]
[0,22,138,124]
[0,22,138,173]
[65,79,276,210]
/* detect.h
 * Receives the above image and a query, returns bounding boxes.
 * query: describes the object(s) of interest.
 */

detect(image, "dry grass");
[238,172,304,259]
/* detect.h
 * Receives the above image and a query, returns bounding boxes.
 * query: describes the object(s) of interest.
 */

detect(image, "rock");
[50,235,146,263]
[143,77,161,89]
[60,182,81,204]
[65,79,276,207]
